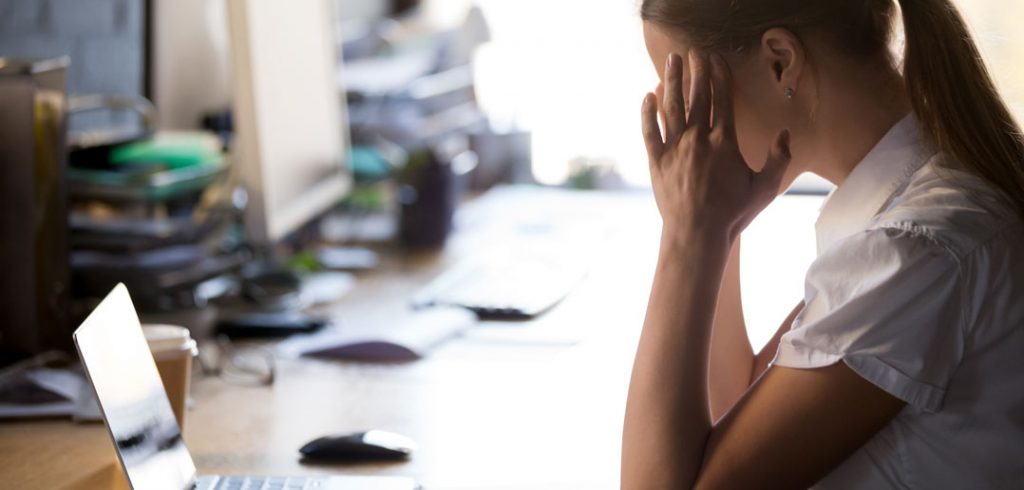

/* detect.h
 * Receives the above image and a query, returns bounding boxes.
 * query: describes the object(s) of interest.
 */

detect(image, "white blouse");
[772,115,1024,489]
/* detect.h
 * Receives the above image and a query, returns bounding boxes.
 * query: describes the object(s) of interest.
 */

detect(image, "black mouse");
[299,430,417,462]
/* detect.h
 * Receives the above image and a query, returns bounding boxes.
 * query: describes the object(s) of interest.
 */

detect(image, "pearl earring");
[785,87,796,99]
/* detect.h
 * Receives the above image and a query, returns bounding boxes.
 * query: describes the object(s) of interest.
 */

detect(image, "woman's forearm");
[622,231,732,489]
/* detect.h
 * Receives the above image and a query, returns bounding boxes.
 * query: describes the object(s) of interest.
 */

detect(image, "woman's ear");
[760,28,806,97]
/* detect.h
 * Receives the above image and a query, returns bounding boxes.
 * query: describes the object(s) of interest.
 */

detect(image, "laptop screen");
[74,284,197,490]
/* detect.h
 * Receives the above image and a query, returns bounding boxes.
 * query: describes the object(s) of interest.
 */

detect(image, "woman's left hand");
[643,51,792,246]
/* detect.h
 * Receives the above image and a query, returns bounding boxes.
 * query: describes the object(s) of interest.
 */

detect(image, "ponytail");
[897,0,1024,221]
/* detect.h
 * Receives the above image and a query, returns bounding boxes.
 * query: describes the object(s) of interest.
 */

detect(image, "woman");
[622,1,1024,488]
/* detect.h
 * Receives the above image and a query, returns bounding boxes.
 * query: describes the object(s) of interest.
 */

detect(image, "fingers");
[642,93,665,164]
[710,54,736,138]
[662,53,685,144]
[687,50,712,134]
[655,82,666,140]
[759,130,793,194]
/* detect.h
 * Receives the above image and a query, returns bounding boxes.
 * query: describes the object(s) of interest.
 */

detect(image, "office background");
[2,1,1023,487]
[2,0,1022,363]
[2,0,1021,187]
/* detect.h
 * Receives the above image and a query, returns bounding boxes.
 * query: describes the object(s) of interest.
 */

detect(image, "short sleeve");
[773,226,965,413]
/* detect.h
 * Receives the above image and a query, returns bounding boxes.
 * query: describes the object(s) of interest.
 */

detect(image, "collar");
[815,114,935,255]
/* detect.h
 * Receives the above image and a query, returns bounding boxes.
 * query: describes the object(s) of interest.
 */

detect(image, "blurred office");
[0,0,1022,488]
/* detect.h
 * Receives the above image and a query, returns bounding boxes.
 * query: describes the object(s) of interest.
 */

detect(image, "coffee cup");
[142,324,198,431]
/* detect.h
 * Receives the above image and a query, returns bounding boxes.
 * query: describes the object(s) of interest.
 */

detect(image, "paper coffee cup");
[142,324,198,432]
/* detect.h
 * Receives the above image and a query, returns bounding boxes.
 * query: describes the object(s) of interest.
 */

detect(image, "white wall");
[152,0,232,129]
[334,0,388,22]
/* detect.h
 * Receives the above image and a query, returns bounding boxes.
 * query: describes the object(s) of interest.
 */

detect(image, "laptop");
[73,284,420,490]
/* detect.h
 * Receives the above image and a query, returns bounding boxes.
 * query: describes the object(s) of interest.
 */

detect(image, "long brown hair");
[641,0,1024,221]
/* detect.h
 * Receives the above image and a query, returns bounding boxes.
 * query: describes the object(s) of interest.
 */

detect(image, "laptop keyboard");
[196,476,325,490]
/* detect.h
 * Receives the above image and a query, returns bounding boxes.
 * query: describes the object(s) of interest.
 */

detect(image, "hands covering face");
[642,51,792,244]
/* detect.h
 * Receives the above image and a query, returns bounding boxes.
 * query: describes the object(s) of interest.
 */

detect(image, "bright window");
[428,0,1024,187]
[426,0,655,185]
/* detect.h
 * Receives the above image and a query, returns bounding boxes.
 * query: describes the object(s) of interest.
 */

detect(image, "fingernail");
[667,53,676,71]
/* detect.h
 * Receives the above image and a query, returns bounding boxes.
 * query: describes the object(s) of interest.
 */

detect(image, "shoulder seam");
[870,218,1012,262]
[870,221,957,257]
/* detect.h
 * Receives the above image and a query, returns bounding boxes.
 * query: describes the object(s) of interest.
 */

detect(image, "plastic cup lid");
[142,324,197,354]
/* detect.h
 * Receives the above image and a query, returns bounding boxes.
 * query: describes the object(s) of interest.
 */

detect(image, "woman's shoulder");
[868,152,1023,261]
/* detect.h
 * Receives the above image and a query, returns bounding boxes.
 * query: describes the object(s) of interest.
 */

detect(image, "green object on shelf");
[69,132,227,202]
[351,146,393,182]
[110,133,223,169]
[287,251,319,273]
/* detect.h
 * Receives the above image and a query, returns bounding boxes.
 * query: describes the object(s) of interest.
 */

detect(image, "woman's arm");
[622,51,905,489]
[623,227,730,488]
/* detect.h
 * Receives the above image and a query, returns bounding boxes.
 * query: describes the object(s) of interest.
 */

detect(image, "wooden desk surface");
[0,187,662,489]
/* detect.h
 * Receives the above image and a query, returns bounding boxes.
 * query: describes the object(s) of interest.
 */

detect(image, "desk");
[1,187,664,490]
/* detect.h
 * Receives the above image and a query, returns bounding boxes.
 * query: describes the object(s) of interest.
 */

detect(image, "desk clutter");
[0,354,101,421]
[68,129,247,312]
[72,284,420,490]
[1,185,654,489]
[0,182,622,419]
[0,2,645,488]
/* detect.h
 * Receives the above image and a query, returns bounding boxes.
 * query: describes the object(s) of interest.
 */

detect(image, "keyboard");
[412,249,588,319]
[196,476,324,490]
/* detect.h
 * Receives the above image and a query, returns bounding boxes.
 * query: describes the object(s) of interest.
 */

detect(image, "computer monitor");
[147,0,233,131]
[147,0,379,130]
[226,0,352,244]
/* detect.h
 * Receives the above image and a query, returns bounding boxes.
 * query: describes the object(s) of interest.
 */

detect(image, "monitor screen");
[227,0,352,243]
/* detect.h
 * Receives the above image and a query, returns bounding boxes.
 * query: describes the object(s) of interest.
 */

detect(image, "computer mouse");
[299,430,417,462]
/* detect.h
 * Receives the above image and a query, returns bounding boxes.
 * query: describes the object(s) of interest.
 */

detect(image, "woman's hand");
[643,51,792,245]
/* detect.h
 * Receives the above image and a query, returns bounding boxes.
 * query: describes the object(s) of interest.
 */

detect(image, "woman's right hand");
[642,51,792,245]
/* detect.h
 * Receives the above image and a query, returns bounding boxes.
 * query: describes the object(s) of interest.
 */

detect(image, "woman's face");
[642,22,797,179]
